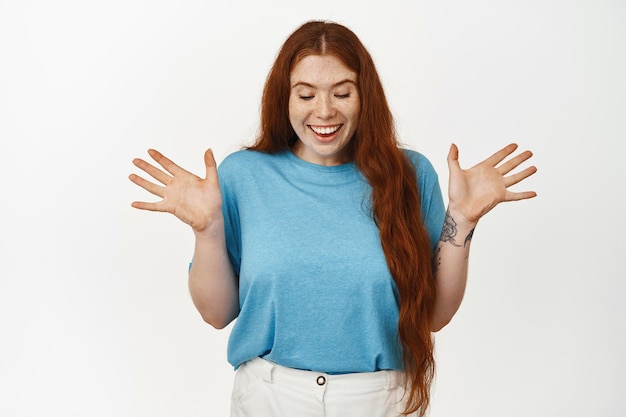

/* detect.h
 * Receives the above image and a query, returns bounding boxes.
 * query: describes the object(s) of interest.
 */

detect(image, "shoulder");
[217,150,258,192]
[218,149,279,176]
[218,150,295,192]
[219,149,263,169]
[401,148,437,178]
[401,148,442,203]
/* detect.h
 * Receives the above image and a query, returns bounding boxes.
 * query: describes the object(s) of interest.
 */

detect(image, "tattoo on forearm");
[432,245,442,276]
[463,227,475,247]
[439,210,461,247]
[439,210,475,248]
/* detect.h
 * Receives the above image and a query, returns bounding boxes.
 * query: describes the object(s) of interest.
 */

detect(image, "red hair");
[249,21,436,416]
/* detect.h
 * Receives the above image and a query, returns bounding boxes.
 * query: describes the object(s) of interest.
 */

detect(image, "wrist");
[192,217,225,240]
[440,208,477,248]
[445,207,478,231]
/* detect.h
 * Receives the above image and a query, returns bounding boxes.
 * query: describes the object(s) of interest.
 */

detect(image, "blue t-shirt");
[218,149,445,373]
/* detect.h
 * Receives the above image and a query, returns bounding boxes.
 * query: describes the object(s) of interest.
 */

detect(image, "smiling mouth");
[309,125,342,135]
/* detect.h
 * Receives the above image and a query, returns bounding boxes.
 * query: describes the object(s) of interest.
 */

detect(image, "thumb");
[447,143,461,172]
[204,148,218,179]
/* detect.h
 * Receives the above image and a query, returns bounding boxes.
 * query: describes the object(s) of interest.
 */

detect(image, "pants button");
[316,376,326,386]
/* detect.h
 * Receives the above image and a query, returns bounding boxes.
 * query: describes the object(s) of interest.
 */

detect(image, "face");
[289,54,360,166]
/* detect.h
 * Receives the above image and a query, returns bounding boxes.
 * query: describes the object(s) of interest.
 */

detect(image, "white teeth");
[310,125,340,135]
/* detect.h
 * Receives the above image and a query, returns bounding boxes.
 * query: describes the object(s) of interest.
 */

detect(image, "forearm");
[188,220,239,329]
[431,208,476,332]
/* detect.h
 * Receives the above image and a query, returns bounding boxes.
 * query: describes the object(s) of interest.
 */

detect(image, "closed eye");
[299,95,314,101]
[335,94,350,99]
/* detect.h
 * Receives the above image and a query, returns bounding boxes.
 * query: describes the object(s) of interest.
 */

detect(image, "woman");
[129,21,536,417]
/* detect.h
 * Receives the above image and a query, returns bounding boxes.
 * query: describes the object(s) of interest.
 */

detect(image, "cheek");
[287,106,298,127]
[288,99,304,122]
[347,105,360,124]
[341,98,360,121]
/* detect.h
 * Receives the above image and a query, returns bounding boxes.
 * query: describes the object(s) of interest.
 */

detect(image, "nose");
[315,95,335,119]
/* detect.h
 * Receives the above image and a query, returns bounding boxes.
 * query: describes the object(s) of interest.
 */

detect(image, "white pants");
[231,357,413,417]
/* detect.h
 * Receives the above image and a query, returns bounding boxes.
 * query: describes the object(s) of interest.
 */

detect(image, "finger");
[504,190,538,202]
[497,150,534,175]
[130,200,167,212]
[504,165,537,188]
[447,143,461,172]
[132,157,173,185]
[148,149,188,177]
[204,148,218,181]
[484,143,519,167]
[128,173,165,198]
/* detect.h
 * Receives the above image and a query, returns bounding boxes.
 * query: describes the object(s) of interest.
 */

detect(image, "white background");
[1,0,625,416]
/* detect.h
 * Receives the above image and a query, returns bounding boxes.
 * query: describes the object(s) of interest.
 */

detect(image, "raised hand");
[446,143,537,224]
[129,149,223,233]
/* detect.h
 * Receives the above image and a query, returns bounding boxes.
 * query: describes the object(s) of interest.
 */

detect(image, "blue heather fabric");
[217,149,445,373]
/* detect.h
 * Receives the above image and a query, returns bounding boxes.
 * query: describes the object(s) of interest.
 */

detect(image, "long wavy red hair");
[248,21,436,416]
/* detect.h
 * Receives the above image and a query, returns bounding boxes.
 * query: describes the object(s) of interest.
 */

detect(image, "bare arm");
[431,143,537,331]
[129,149,238,329]
[188,222,239,329]
[430,209,475,331]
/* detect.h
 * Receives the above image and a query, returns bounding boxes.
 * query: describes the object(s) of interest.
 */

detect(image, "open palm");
[129,149,223,233]
[447,143,537,224]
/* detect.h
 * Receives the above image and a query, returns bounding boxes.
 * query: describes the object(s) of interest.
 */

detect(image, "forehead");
[290,54,357,87]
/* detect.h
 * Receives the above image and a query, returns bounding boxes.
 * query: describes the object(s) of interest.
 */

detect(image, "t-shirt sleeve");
[218,154,242,277]
[406,150,445,250]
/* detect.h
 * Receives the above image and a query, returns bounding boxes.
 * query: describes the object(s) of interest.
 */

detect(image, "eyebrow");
[290,79,357,89]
